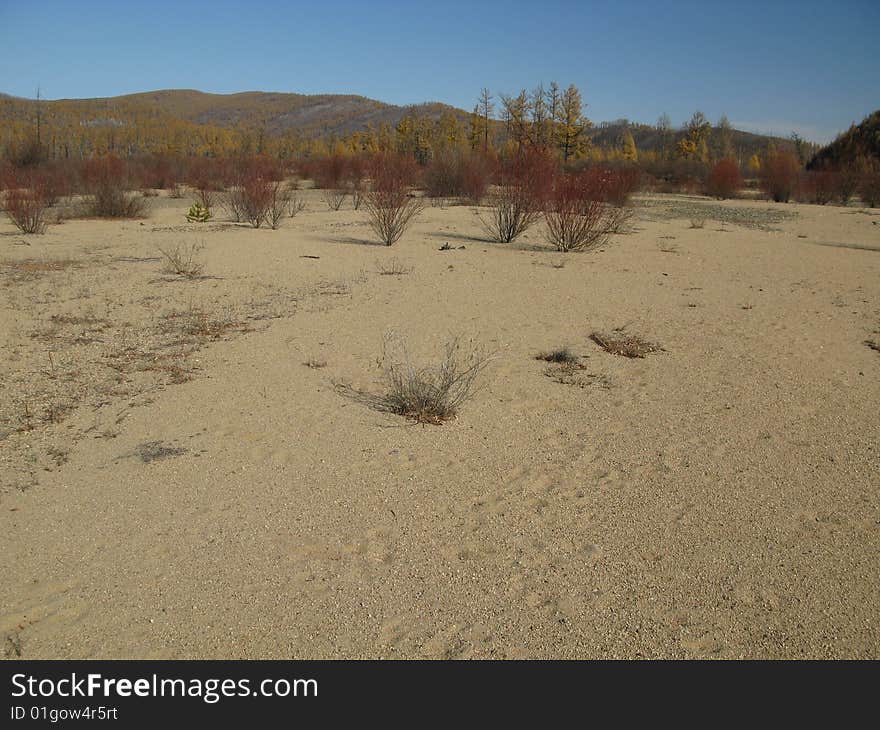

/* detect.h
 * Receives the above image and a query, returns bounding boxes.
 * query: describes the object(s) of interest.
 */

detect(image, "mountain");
[807,110,880,170]
[1,89,468,140]
[0,88,796,159]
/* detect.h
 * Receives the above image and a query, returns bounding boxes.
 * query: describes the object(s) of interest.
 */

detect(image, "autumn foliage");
[759,150,801,202]
[705,158,742,199]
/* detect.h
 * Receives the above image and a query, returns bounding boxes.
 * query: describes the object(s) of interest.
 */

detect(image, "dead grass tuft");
[157,242,206,279]
[1,258,80,284]
[375,257,413,276]
[535,346,579,364]
[589,330,661,358]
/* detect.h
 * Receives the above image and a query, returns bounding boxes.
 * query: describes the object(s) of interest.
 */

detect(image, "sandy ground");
[1,190,878,659]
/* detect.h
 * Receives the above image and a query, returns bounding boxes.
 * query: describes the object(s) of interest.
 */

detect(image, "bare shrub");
[322,188,348,211]
[240,174,275,228]
[220,185,247,222]
[760,150,800,202]
[194,186,217,213]
[478,185,540,243]
[345,157,367,210]
[288,191,306,217]
[478,150,555,242]
[362,333,492,424]
[157,242,205,279]
[220,158,283,226]
[689,217,706,229]
[82,156,145,218]
[3,178,49,234]
[544,172,631,252]
[375,257,413,275]
[705,158,742,199]
[266,181,292,229]
[364,155,424,246]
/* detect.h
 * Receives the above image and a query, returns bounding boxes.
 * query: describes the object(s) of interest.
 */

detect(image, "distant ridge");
[1,88,796,156]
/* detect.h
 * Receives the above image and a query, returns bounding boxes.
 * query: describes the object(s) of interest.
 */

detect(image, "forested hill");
[1,88,795,160]
[807,110,880,170]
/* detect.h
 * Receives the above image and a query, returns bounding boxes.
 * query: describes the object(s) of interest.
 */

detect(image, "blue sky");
[1,0,877,143]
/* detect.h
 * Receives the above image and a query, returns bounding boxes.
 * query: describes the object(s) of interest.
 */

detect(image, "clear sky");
[1,0,877,143]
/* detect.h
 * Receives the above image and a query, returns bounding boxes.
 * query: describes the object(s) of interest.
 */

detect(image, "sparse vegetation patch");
[590,330,661,358]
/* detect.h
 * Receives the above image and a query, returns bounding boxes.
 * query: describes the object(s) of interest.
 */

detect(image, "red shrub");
[363,154,424,245]
[3,174,49,234]
[503,148,558,209]
[544,171,631,252]
[312,155,348,190]
[760,151,801,202]
[799,169,837,204]
[81,156,145,217]
[461,153,494,204]
[476,150,553,243]
[705,158,742,199]
[344,156,368,209]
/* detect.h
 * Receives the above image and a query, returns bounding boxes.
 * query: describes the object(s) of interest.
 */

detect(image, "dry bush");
[81,156,146,218]
[477,182,541,243]
[344,157,367,210]
[266,181,292,229]
[544,172,631,252]
[760,151,801,202]
[689,217,706,229]
[705,158,742,199]
[239,174,274,228]
[194,186,217,214]
[364,155,424,246]
[361,333,492,424]
[375,257,413,275]
[157,242,205,279]
[478,150,557,243]
[590,330,661,358]
[288,190,306,217]
[322,188,348,211]
[3,179,49,234]
[220,158,284,226]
